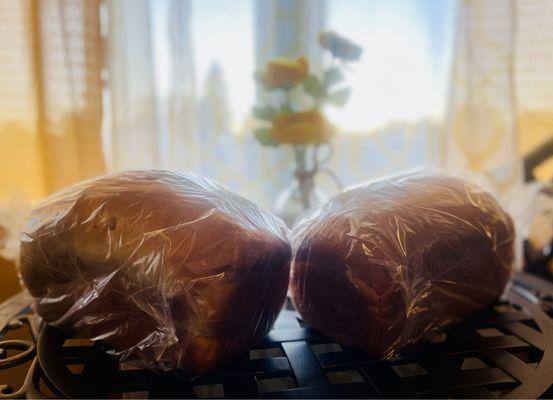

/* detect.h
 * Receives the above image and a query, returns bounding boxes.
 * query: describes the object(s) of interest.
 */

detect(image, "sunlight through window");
[326,0,456,132]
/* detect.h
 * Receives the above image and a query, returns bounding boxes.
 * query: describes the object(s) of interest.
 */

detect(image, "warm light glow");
[152,0,255,133]
[151,0,455,135]
[326,0,456,132]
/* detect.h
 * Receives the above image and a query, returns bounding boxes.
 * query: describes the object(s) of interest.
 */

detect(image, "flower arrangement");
[252,31,362,222]
[253,31,362,147]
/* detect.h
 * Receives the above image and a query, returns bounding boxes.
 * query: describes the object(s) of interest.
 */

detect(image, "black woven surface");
[27,272,553,399]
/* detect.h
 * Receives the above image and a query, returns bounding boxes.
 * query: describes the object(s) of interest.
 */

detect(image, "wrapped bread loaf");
[20,170,291,373]
[291,170,515,359]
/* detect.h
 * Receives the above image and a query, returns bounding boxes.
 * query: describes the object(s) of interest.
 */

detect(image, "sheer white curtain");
[104,0,523,210]
[445,0,521,191]
[106,0,197,172]
[106,0,158,170]
[104,0,325,209]
[443,0,553,191]
[323,0,455,188]
[104,0,455,209]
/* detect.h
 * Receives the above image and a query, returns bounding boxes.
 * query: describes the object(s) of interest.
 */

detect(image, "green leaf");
[323,67,344,88]
[254,128,279,147]
[252,105,277,120]
[326,87,352,107]
[281,82,297,90]
[280,104,294,115]
[303,74,326,99]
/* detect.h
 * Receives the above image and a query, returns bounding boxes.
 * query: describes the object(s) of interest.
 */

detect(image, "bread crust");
[291,171,514,358]
[20,170,291,373]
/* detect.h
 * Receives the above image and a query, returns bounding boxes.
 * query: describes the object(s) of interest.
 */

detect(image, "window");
[151,0,255,134]
[326,0,456,132]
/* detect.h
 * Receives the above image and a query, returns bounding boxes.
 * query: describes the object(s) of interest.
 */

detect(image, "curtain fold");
[445,0,521,190]
[166,0,198,172]
[3,0,552,206]
[255,0,326,67]
[514,0,553,181]
[446,0,553,186]
[106,0,159,171]
[0,0,105,200]
[38,0,106,192]
[104,0,327,209]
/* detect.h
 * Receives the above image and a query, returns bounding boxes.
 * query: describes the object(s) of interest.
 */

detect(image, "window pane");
[326,0,456,131]
[192,0,254,132]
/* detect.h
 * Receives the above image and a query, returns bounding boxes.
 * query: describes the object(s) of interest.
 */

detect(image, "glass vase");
[274,173,328,227]
[274,145,334,227]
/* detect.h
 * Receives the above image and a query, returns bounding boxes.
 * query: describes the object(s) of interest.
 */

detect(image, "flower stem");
[294,144,311,210]
[282,88,293,113]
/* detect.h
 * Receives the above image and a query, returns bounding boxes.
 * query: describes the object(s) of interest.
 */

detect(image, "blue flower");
[318,31,363,62]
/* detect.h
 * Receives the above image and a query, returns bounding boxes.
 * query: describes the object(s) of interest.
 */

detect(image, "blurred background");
[1,0,552,209]
[0,3,553,394]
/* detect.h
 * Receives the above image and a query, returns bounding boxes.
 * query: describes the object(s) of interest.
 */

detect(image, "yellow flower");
[260,56,309,89]
[271,110,335,145]
[318,31,363,62]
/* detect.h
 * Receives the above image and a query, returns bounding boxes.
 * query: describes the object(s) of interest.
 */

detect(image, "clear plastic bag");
[506,181,553,264]
[19,170,291,373]
[290,169,515,359]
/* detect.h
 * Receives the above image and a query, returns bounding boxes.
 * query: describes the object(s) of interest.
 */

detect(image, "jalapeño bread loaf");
[20,170,291,373]
[291,171,514,359]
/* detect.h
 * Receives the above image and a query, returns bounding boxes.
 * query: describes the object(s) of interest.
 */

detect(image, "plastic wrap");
[506,181,553,265]
[290,169,515,359]
[19,170,291,373]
